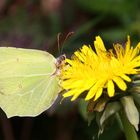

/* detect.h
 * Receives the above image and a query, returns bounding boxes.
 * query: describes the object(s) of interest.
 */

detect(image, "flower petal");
[63,89,78,97]
[85,86,97,101]
[94,36,106,55]
[113,77,127,91]
[125,36,131,55]
[71,92,83,101]
[120,74,131,82]
[136,42,140,49]
[74,51,85,62]
[94,87,103,101]
[61,36,140,102]
[85,80,105,100]
[107,80,115,97]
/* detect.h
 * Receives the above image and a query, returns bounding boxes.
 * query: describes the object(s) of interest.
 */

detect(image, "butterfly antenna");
[57,33,62,54]
[60,31,74,54]
[60,97,65,104]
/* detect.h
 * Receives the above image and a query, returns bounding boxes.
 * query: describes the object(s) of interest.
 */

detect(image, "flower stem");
[119,111,138,140]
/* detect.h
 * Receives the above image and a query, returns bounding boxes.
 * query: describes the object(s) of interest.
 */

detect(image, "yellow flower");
[61,36,140,101]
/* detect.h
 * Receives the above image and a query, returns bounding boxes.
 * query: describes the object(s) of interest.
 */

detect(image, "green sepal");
[130,86,140,94]
[94,97,109,112]
[87,100,97,113]
[132,92,140,106]
[95,101,121,137]
[120,96,139,131]
[96,112,104,137]
[119,111,139,140]
[78,99,88,120]
[100,101,121,128]
[87,96,109,113]
[78,99,96,126]
[87,112,95,126]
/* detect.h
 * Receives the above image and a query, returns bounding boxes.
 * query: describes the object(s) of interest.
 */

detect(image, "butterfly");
[0,47,65,118]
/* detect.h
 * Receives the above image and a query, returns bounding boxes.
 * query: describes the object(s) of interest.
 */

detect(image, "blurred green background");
[0,0,140,140]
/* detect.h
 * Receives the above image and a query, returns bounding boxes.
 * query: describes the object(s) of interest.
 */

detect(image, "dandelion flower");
[61,36,140,101]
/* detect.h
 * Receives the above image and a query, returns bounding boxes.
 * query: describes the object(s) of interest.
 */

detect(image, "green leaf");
[76,0,138,16]
[87,112,95,126]
[96,102,121,136]
[0,47,61,118]
[63,16,104,50]
[120,96,139,131]
[100,102,121,127]
[100,28,128,41]
[78,99,88,120]
[132,92,140,106]
[78,99,95,125]
[96,112,104,136]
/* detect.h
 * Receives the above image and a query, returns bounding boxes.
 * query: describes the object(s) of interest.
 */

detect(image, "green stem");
[119,111,138,140]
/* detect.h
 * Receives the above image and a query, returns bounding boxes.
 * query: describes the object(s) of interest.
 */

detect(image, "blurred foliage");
[0,0,140,140]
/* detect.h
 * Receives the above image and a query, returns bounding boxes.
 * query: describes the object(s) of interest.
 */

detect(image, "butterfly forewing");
[0,47,61,117]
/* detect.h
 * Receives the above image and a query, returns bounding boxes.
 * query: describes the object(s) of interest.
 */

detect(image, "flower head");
[61,36,140,101]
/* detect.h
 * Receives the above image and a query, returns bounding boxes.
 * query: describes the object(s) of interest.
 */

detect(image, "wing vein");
[0,73,54,78]
[35,76,55,111]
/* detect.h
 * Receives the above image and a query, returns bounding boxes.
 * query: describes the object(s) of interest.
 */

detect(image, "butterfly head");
[54,54,66,76]
[56,54,66,68]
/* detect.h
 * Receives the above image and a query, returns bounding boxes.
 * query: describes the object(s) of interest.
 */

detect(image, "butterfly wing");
[0,47,61,117]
